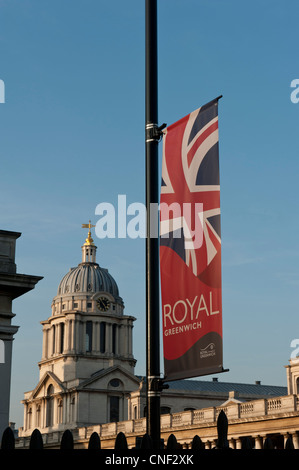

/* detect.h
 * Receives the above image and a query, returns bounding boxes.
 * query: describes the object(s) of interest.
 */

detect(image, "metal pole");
[145,0,161,449]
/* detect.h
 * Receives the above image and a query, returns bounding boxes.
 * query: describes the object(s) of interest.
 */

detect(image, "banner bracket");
[146,122,167,143]
[148,376,170,392]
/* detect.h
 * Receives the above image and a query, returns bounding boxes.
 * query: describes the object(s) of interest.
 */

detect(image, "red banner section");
[160,98,223,381]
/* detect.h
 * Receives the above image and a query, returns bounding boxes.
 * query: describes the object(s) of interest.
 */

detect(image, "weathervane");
[82,220,96,245]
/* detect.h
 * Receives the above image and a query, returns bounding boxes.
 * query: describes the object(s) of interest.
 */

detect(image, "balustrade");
[14,394,299,449]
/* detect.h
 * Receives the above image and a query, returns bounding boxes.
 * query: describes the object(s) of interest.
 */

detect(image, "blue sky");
[0,0,298,428]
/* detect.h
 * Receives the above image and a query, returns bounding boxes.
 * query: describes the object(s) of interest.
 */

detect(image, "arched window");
[46,384,54,427]
[160,406,171,415]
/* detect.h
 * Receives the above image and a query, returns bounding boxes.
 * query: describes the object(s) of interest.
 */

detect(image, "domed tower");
[20,223,140,436]
[39,223,136,380]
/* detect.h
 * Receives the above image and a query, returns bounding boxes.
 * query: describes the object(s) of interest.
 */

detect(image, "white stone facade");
[19,231,139,437]
[16,391,299,449]
[18,226,297,446]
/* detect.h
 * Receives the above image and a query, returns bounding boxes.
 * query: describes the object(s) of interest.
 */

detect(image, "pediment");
[29,371,66,400]
[78,366,141,392]
[220,397,243,406]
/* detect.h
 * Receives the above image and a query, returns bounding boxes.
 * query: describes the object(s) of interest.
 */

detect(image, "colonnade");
[41,318,134,360]
[179,432,299,449]
[23,393,77,432]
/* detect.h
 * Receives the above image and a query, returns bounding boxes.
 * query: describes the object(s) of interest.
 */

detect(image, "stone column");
[0,230,42,439]
[65,320,70,352]
[106,323,111,354]
[52,396,57,427]
[70,319,75,352]
[23,403,28,431]
[95,322,100,351]
[92,321,97,353]
[57,323,61,354]
[75,319,81,353]
[254,435,263,449]
[127,324,132,357]
[32,403,37,430]
[119,394,123,421]
[114,324,118,355]
[229,438,236,449]
[235,438,242,449]
[41,327,47,359]
[119,324,124,356]
[292,432,299,449]
[123,323,128,357]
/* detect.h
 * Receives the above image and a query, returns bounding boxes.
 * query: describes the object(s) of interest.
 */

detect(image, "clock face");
[97,297,111,312]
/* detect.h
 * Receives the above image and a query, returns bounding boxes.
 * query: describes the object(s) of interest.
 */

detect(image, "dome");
[57,263,120,298]
[56,224,122,302]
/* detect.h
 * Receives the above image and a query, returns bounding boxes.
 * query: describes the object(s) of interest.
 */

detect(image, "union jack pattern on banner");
[160,98,221,282]
[160,97,223,381]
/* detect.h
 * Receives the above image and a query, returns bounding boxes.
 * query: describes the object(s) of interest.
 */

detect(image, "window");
[85,321,92,352]
[109,379,120,388]
[59,323,64,354]
[110,396,119,422]
[87,302,92,308]
[73,302,78,308]
[160,407,171,415]
[112,324,117,354]
[100,322,106,353]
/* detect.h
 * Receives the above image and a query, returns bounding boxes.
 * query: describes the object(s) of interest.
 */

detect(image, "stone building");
[127,376,287,420]
[16,358,299,449]
[19,225,139,436]
[17,225,297,449]
[0,229,42,439]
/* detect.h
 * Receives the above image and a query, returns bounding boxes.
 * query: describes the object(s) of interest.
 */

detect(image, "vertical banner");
[160,97,223,381]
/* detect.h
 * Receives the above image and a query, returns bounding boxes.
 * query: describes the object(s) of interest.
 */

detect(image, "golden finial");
[82,220,96,246]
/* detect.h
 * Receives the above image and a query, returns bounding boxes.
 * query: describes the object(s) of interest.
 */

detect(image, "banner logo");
[200,343,216,359]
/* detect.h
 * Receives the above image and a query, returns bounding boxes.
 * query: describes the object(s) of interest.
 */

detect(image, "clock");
[97,297,111,312]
